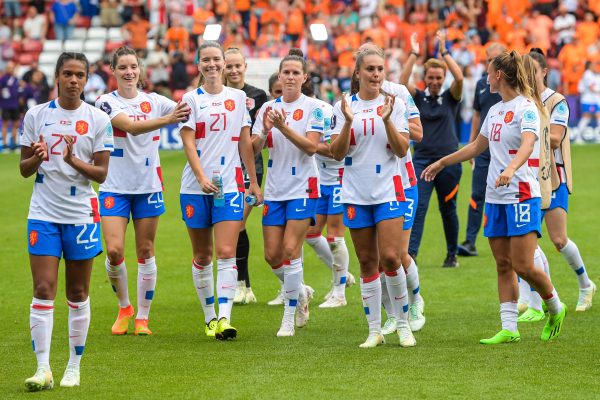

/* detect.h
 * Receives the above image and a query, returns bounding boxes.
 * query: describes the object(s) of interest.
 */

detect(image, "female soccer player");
[330,46,414,348]
[96,46,190,336]
[252,49,323,336]
[518,49,595,320]
[20,52,113,390]
[179,41,262,340]
[422,51,567,344]
[223,47,268,305]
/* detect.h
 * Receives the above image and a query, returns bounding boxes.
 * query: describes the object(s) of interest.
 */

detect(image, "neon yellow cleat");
[541,303,567,341]
[134,319,152,336]
[111,304,134,335]
[359,332,385,348]
[479,329,521,345]
[25,367,54,392]
[205,318,217,337]
[215,318,237,340]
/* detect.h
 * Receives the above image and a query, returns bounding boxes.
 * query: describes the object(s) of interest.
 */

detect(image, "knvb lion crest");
[293,109,303,121]
[224,99,235,111]
[75,120,89,135]
[140,101,152,113]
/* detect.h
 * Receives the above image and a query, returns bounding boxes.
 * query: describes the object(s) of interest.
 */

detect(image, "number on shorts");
[230,192,240,208]
[512,203,531,223]
[332,187,342,205]
[406,197,415,215]
[147,192,164,204]
[75,224,99,244]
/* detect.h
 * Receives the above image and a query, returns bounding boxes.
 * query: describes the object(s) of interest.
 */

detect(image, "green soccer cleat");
[517,308,546,322]
[215,318,237,340]
[541,303,567,341]
[479,329,521,345]
[205,318,218,337]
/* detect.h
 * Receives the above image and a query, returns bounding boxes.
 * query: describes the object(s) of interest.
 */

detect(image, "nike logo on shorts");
[84,245,95,250]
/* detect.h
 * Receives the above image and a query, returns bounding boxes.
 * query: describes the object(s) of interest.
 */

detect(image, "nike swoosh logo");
[84,245,95,250]
[30,324,40,331]
[390,207,399,211]
[222,285,235,289]
[69,335,80,338]
[233,209,242,213]
[362,295,374,300]
[155,204,162,208]
[480,89,486,94]
[516,223,527,228]
[295,208,305,212]
[197,285,209,290]
[199,105,208,110]
[286,290,296,294]
[394,296,405,300]
[44,122,55,126]
[142,277,153,281]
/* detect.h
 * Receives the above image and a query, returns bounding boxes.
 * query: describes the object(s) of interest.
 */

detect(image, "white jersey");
[382,80,419,187]
[179,86,251,195]
[253,94,324,201]
[96,91,176,194]
[480,95,541,204]
[542,87,570,169]
[331,93,409,205]
[21,99,114,224]
[578,70,600,106]
[315,100,344,186]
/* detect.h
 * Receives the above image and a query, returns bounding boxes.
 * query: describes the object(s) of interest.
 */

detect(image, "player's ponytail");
[521,53,546,116]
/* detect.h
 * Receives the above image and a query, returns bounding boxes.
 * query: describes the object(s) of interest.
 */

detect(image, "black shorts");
[2,108,20,121]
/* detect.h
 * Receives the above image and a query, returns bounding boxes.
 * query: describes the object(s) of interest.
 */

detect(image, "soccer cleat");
[323,285,334,301]
[398,322,417,347]
[59,365,80,388]
[359,332,385,348]
[457,240,478,256]
[205,318,218,337]
[318,295,347,308]
[541,303,567,341]
[267,285,285,306]
[346,272,356,287]
[517,307,545,322]
[381,317,398,335]
[233,281,247,304]
[576,281,596,312]
[245,287,257,304]
[276,319,295,337]
[296,285,314,328]
[517,301,529,314]
[111,304,134,335]
[215,318,237,340]
[479,329,521,345]
[134,319,152,336]
[25,366,54,392]
[408,302,426,332]
[442,254,459,268]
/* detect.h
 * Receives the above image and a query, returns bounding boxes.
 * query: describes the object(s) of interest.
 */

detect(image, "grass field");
[1,146,599,399]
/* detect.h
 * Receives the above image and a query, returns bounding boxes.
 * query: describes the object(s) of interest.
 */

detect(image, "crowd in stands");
[1,0,600,150]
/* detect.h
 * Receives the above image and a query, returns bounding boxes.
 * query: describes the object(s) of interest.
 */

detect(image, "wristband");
[441,51,449,57]
[410,51,420,57]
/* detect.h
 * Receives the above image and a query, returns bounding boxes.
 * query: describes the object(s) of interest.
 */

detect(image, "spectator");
[146,43,170,68]
[0,61,22,152]
[170,51,189,90]
[100,0,121,27]
[525,9,553,53]
[191,2,216,49]
[123,13,151,57]
[163,16,189,54]
[358,0,378,31]
[83,63,107,104]
[0,37,15,72]
[3,0,22,18]
[284,2,305,44]
[576,11,599,49]
[22,6,48,41]
[452,39,476,68]
[0,18,12,42]
[554,5,577,52]
[121,0,146,24]
[50,0,79,41]
[22,62,50,103]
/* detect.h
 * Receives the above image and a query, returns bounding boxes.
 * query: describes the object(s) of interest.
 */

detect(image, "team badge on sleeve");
[140,101,152,113]
[225,99,235,111]
[504,111,514,124]
[100,102,112,115]
[76,120,89,135]
[293,109,303,121]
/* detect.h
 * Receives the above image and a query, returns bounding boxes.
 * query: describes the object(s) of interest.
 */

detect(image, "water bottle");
[212,170,225,207]
[245,194,257,206]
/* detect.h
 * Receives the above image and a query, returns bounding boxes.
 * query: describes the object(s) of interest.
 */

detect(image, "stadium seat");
[17,52,37,65]
[64,40,84,52]
[38,52,59,65]
[108,27,123,41]
[172,90,186,102]
[21,40,43,54]
[186,63,198,77]
[90,16,102,27]
[84,39,106,52]
[105,41,125,53]
[87,27,107,40]
[39,64,56,84]
[86,52,102,63]
[72,28,88,40]
[43,40,63,53]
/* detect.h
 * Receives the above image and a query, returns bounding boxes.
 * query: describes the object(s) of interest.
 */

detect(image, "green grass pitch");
[0,146,599,399]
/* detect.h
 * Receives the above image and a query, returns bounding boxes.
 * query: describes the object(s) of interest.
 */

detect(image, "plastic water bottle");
[212,170,225,207]
[245,194,257,206]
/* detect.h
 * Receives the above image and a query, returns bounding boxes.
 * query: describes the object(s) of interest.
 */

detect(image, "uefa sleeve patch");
[313,107,324,121]
[523,110,538,123]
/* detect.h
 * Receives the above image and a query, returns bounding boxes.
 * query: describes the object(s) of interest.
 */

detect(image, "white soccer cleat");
[245,287,257,304]
[398,322,417,347]
[359,332,385,348]
[346,272,356,287]
[233,281,247,304]
[408,301,426,332]
[267,284,285,306]
[276,319,295,337]
[59,365,80,388]
[318,295,347,308]
[517,301,529,314]
[381,317,398,335]
[25,366,54,392]
[296,285,314,328]
[323,285,334,301]
[576,280,596,311]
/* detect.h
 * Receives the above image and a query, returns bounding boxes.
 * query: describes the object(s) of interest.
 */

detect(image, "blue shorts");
[542,184,569,218]
[99,191,165,220]
[27,219,103,260]
[344,201,407,229]
[484,198,542,238]
[316,184,343,215]
[180,192,244,229]
[403,186,418,230]
[262,198,318,226]
[581,103,599,114]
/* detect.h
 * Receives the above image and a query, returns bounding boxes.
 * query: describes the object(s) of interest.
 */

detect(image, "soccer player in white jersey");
[330,46,415,348]
[576,60,600,132]
[516,49,595,320]
[422,51,567,344]
[20,52,114,390]
[252,49,323,337]
[179,42,262,340]
[96,46,190,336]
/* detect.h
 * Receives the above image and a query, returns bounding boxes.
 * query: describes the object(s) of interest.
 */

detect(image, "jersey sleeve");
[400,85,420,119]
[178,92,196,132]
[322,105,334,142]
[550,99,569,128]
[392,99,409,134]
[241,93,252,128]
[95,95,124,120]
[479,109,491,139]
[155,93,177,116]
[520,102,540,138]
[93,114,114,153]
[252,102,267,135]
[472,80,482,112]
[330,100,345,136]
[306,102,324,135]
[20,107,38,147]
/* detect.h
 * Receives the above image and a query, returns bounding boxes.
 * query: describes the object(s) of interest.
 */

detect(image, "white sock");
[30,298,54,369]
[384,267,409,324]
[517,275,531,306]
[283,258,303,321]
[305,234,333,271]
[271,262,285,284]
[577,116,591,130]
[405,258,422,304]
[539,246,551,277]
[528,248,545,311]
[137,257,157,320]
[543,288,563,315]
[560,239,591,289]
[192,260,216,323]
[106,257,130,308]
[380,273,393,319]
[329,237,349,298]
[217,258,238,321]
[500,302,518,332]
[67,297,90,369]
[361,273,382,334]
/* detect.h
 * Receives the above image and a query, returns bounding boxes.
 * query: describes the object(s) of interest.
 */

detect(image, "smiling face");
[278,60,306,97]
[198,46,225,83]
[224,52,247,86]
[357,54,384,95]
[56,59,88,101]
[113,54,140,90]
[424,67,445,96]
